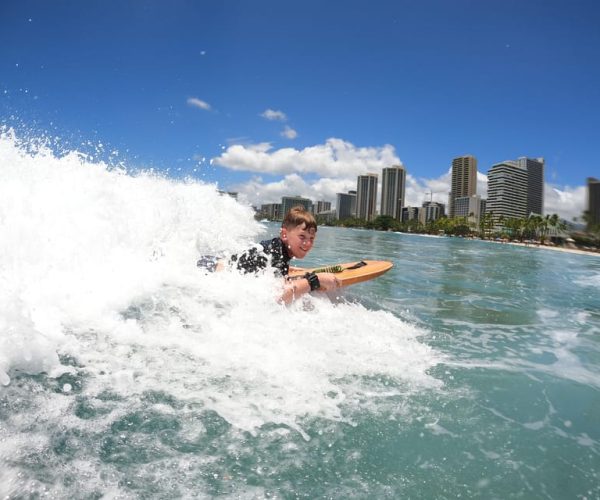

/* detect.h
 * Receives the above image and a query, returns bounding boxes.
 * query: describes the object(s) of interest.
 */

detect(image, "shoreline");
[486,238,600,257]
[388,230,600,257]
[287,223,600,258]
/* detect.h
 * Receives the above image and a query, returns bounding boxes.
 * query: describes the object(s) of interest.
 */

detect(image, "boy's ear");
[280,227,288,241]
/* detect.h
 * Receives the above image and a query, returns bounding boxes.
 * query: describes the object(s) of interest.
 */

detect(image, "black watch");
[305,272,321,291]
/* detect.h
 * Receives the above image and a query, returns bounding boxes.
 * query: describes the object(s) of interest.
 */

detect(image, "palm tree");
[480,211,495,239]
[497,215,505,237]
[526,215,543,243]
[544,213,562,244]
[540,215,551,244]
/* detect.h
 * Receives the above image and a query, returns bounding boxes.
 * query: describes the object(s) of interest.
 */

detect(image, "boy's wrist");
[304,272,321,291]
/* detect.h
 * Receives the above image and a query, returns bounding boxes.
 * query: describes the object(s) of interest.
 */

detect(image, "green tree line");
[318,212,578,245]
[258,210,599,249]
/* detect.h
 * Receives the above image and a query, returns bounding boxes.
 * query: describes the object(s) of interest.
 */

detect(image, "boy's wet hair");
[282,206,317,232]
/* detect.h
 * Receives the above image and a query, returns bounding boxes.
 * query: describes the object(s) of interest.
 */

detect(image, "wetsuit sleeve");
[229,246,269,274]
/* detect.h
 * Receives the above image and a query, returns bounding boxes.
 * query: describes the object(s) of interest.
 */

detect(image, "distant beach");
[395,231,600,258]
[486,239,600,257]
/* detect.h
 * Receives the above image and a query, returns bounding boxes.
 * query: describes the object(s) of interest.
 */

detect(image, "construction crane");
[424,190,446,203]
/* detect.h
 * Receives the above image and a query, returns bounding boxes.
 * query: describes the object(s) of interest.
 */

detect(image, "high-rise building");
[336,191,357,220]
[454,195,486,227]
[588,177,600,229]
[421,201,446,223]
[314,200,332,214]
[518,157,545,216]
[317,209,337,223]
[449,155,478,218]
[356,174,378,221]
[487,157,545,228]
[260,203,282,220]
[401,206,420,223]
[487,161,528,226]
[281,196,312,216]
[380,165,406,220]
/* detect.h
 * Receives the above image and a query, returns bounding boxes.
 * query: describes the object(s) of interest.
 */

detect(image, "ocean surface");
[1,130,599,499]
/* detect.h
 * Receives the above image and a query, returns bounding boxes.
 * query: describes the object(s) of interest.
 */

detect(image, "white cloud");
[403,169,451,207]
[476,172,489,199]
[544,184,586,221]
[231,174,356,207]
[281,126,298,140]
[187,97,211,111]
[230,174,306,205]
[213,138,401,178]
[260,109,287,121]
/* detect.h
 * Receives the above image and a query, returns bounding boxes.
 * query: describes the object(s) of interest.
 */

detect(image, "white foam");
[0,129,441,435]
[574,272,600,288]
[0,128,258,382]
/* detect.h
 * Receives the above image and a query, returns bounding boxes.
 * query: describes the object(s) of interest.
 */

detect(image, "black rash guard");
[230,237,292,276]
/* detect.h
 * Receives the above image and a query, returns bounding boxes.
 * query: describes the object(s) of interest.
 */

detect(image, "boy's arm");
[279,273,339,304]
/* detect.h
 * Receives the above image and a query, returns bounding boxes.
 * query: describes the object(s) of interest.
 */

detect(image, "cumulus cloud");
[260,109,287,121]
[231,174,357,207]
[281,126,298,140]
[219,141,443,209]
[403,174,441,207]
[544,184,586,221]
[403,168,451,207]
[213,138,401,178]
[187,97,211,111]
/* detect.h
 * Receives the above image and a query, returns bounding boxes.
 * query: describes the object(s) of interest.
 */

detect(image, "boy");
[202,206,339,303]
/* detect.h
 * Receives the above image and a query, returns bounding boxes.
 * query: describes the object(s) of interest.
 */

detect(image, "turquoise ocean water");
[1,132,599,498]
[304,227,600,499]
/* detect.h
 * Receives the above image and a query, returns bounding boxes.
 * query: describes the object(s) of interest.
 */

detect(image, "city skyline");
[260,156,554,222]
[1,1,598,222]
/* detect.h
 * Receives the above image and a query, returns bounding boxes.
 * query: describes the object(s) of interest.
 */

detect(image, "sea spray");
[0,130,441,497]
[0,127,260,384]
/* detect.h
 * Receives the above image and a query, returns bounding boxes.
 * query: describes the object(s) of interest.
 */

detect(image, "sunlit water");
[1,130,599,499]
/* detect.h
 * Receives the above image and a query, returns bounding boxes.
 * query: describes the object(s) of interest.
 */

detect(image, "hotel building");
[486,161,528,226]
[454,195,486,227]
[281,196,312,216]
[518,157,545,216]
[336,191,357,220]
[314,200,332,215]
[421,201,446,223]
[449,155,478,218]
[401,206,420,223]
[356,174,378,221]
[260,203,282,220]
[487,157,546,228]
[588,177,600,228]
[380,165,406,220]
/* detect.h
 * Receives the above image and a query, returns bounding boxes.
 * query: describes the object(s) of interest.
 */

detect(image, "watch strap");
[304,272,321,291]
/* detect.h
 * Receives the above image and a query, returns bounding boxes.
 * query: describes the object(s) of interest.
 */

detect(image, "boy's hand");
[316,272,340,291]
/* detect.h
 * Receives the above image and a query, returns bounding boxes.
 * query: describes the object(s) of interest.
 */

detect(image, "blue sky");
[1,0,598,220]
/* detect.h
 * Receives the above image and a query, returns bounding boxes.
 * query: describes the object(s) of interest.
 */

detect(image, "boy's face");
[281,223,316,259]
